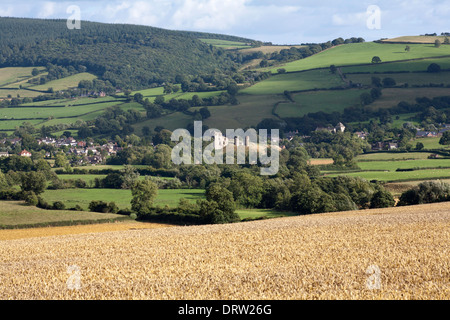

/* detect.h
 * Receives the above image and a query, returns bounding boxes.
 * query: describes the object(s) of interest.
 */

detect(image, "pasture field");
[199,38,251,49]
[275,89,369,118]
[30,73,97,91]
[366,87,450,111]
[0,88,48,98]
[56,175,107,184]
[381,36,449,44]
[1,202,448,299]
[42,188,206,211]
[268,42,450,73]
[355,152,434,161]
[416,137,450,150]
[0,201,124,229]
[326,155,450,182]
[134,111,194,134]
[0,101,126,120]
[202,94,280,131]
[327,169,450,182]
[236,209,297,220]
[241,69,344,95]
[0,119,44,131]
[356,159,450,171]
[0,67,45,87]
[346,71,450,87]
[348,112,422,130]
[63,165,148,171]
[240,45,305,55]
[341,56,450,73]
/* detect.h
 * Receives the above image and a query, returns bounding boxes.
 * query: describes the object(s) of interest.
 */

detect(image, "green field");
[0,101,126,120]
[203,94,279,131]
[382,36,450,44]
[367,87,450,111]
[236,209,297,220]
[0,119,44,131]
[0,88,49,98]
[357,159,450,171]
[275,89,369,118]
[346,71,450,87]
[355,152,434,161]
[328,169,450,182]
[199,38,252,49]
[341,56,450,73]
[241,69,344,95]
[135,111,195,134]
[326,154,450,182]
[0,67,45,87]
[30,73,97,91]
[269,43,450,73]
[42,188,206,211]
[0,200,124,228]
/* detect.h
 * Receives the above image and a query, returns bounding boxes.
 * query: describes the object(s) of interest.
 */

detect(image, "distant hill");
[380,35,449,44]
[0,17,258,89]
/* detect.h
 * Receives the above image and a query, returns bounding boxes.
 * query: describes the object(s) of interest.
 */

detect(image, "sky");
[0,0,449,44]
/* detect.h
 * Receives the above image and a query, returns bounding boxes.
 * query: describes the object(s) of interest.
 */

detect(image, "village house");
[0,137,22,146]
[286,130,299,141]
[416,131,437,138]
[20,150,32,157]
[315,123,346,134]
[0,151,10,157]
[387,142,398,150]
[355,131,368,140]
[371,142,384,151]
[87,155,104,165]
[38,137,56,145]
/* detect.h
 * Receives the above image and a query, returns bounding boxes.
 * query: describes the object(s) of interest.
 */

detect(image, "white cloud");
[332,11,367,27]
[37,1,56,19]
[0,6,14,16]
[171,0,250,31]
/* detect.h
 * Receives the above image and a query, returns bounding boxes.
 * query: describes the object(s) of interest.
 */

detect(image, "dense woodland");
[0,17,250,89]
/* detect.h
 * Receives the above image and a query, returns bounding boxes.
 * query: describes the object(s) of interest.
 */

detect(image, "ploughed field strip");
[1,202,449,299]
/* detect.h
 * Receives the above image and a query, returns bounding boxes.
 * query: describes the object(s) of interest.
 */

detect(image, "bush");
[117,208,133,216]
[52,201,66,210]
[0,188,23,201]
[88,200,119,213]
[370,189,395,208]
[398,181,450,206]
[23,191,38,206]
[37,196,51,210]
[427,63,441,73]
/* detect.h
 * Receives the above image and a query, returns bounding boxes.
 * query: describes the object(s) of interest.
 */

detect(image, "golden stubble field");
[1,202,449,300]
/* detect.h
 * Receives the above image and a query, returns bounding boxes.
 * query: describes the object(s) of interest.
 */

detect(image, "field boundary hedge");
[0,216,131,230]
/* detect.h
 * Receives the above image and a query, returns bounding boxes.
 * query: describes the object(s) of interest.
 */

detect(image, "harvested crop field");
[1,202,449,300]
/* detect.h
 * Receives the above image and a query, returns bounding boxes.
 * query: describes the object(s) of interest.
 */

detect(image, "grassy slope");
[367,87,450,111]
[0,201,124,228]
[346,71,450,87]
[0,67,45,87]
[276,89,369,118]
[270,43,450,73]
[241,69,344,95]
[30,73,97,91]
[42,188,206,211]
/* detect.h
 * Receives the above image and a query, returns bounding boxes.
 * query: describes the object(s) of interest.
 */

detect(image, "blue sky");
[1,0,449,44]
